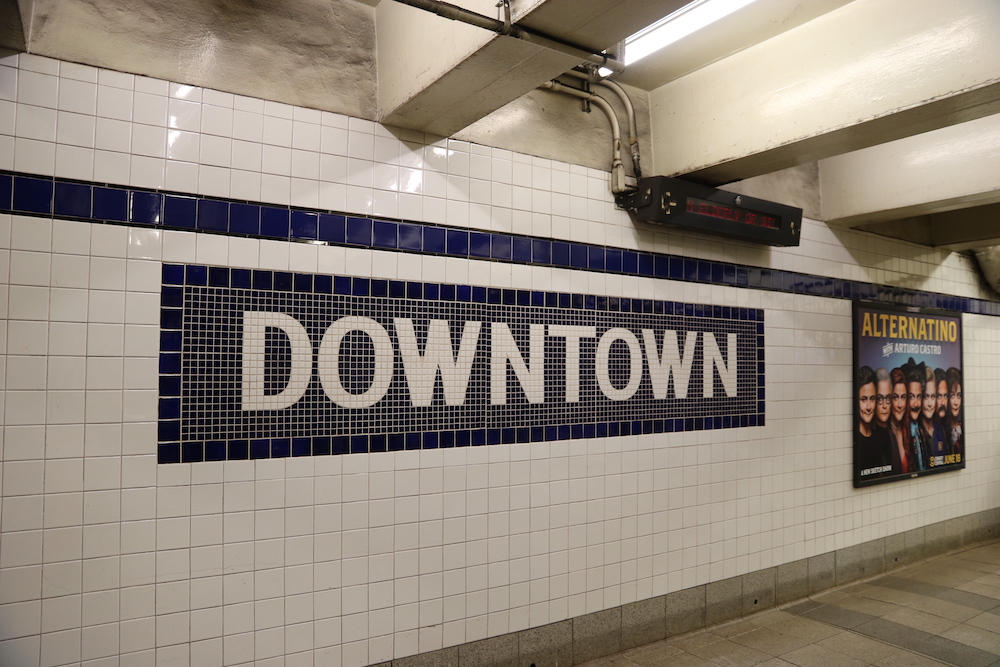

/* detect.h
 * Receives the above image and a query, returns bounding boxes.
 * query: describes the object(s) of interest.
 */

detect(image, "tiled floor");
[582,541,1000,667]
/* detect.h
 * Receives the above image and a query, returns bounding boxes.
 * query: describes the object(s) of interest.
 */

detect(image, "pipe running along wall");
[539,80,629,194]
[564,68,642,179]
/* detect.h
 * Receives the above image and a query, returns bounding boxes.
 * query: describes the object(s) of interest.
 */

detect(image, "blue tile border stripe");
[2,169,997,316]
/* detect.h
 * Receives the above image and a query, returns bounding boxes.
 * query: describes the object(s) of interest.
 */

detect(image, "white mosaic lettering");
[241,312,314,411]
[596,327,643,401]
[490,322,545,405]
[547,324,597,403]
[642,329,698,399]
[318,316,395,408]
[703,332,738,398]
[170,266,764,456]
[395,318,482,406]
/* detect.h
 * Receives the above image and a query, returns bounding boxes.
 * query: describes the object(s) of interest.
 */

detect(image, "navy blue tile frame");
[159,263,765,463]
[2,170,998,319]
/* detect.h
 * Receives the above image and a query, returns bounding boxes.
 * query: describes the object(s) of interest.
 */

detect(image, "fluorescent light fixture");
[625,0,761,65]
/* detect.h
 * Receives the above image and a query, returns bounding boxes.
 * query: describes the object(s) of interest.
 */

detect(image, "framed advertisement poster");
[853,302,965,488]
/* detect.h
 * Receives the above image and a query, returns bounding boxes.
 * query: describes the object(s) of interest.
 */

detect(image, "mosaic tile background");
[158,264,763,463]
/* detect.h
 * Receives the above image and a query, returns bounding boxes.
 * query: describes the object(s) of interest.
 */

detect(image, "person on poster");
[946,367,963,457]
[903,359,929,471]
[921,365,946,461]
[857,366,891,474]
[874,367,899,473]
[935,368,948,424]
[888,367,914,473]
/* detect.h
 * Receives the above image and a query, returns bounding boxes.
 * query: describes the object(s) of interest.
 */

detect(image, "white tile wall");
[1,52,1000,666]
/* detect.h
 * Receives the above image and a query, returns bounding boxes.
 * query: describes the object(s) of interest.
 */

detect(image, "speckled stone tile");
[915,634,998,667]
[881,605,961,635]
[815,630,902,663]
[728,626,813,657]
[621,638,683,665]
[779,643,869,667]
[939,622,1000,654]
[686,638,773,667]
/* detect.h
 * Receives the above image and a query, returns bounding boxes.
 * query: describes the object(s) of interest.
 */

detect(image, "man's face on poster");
[908,381,923,421]
[937,379,948,419]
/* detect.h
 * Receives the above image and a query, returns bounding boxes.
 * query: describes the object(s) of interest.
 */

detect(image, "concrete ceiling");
[1,0,998,250]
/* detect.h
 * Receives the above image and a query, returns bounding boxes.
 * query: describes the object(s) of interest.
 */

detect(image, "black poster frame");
[852,301,965,488]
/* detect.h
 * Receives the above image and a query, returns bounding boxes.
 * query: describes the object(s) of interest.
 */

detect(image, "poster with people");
[853,302,964,487]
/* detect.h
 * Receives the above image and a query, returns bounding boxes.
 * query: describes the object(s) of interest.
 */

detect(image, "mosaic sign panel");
[158,264,764,463]
[853,301,964,487]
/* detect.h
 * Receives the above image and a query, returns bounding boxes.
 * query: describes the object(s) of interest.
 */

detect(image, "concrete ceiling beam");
[647,0,1000,185]
[854,204,1000,252]
[376,0,687,136]
[0,0,27,51]
[820,114,1000,244]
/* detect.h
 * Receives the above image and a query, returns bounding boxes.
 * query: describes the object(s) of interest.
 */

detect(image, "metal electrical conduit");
[539,80,629,194]
[390,0,625,74]
[563,69,642,179]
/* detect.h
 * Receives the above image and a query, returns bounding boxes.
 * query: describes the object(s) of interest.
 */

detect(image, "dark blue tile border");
[2,169,997,318]
[159,262,765,463]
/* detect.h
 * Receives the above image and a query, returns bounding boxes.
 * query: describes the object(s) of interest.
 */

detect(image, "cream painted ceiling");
[2,0,999,248]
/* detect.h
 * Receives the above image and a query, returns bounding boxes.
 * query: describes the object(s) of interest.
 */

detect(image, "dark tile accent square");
[163,195,197,228]
[511,236,531,262]
[130,190,162,225]
[0,173,11,209]
[93,186,128,221]
[158,443,180,464]
[346,216,371,245]
[491,233,511,260]
[318,213,345,243]
[531,239,551,264]
[469,231,491,258]
[290,211,318,240]
[260,206,290,238]
[372,220,397,248]
[423,226,445,253]
[197,198,229,231]
[230,203,260,235]
[398,222,422,251]
[551,241,569,266]
[12,176,52,214]
[54,181,92,218]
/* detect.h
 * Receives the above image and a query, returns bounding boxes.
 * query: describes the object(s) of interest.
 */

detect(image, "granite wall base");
[373,508,1000,667]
